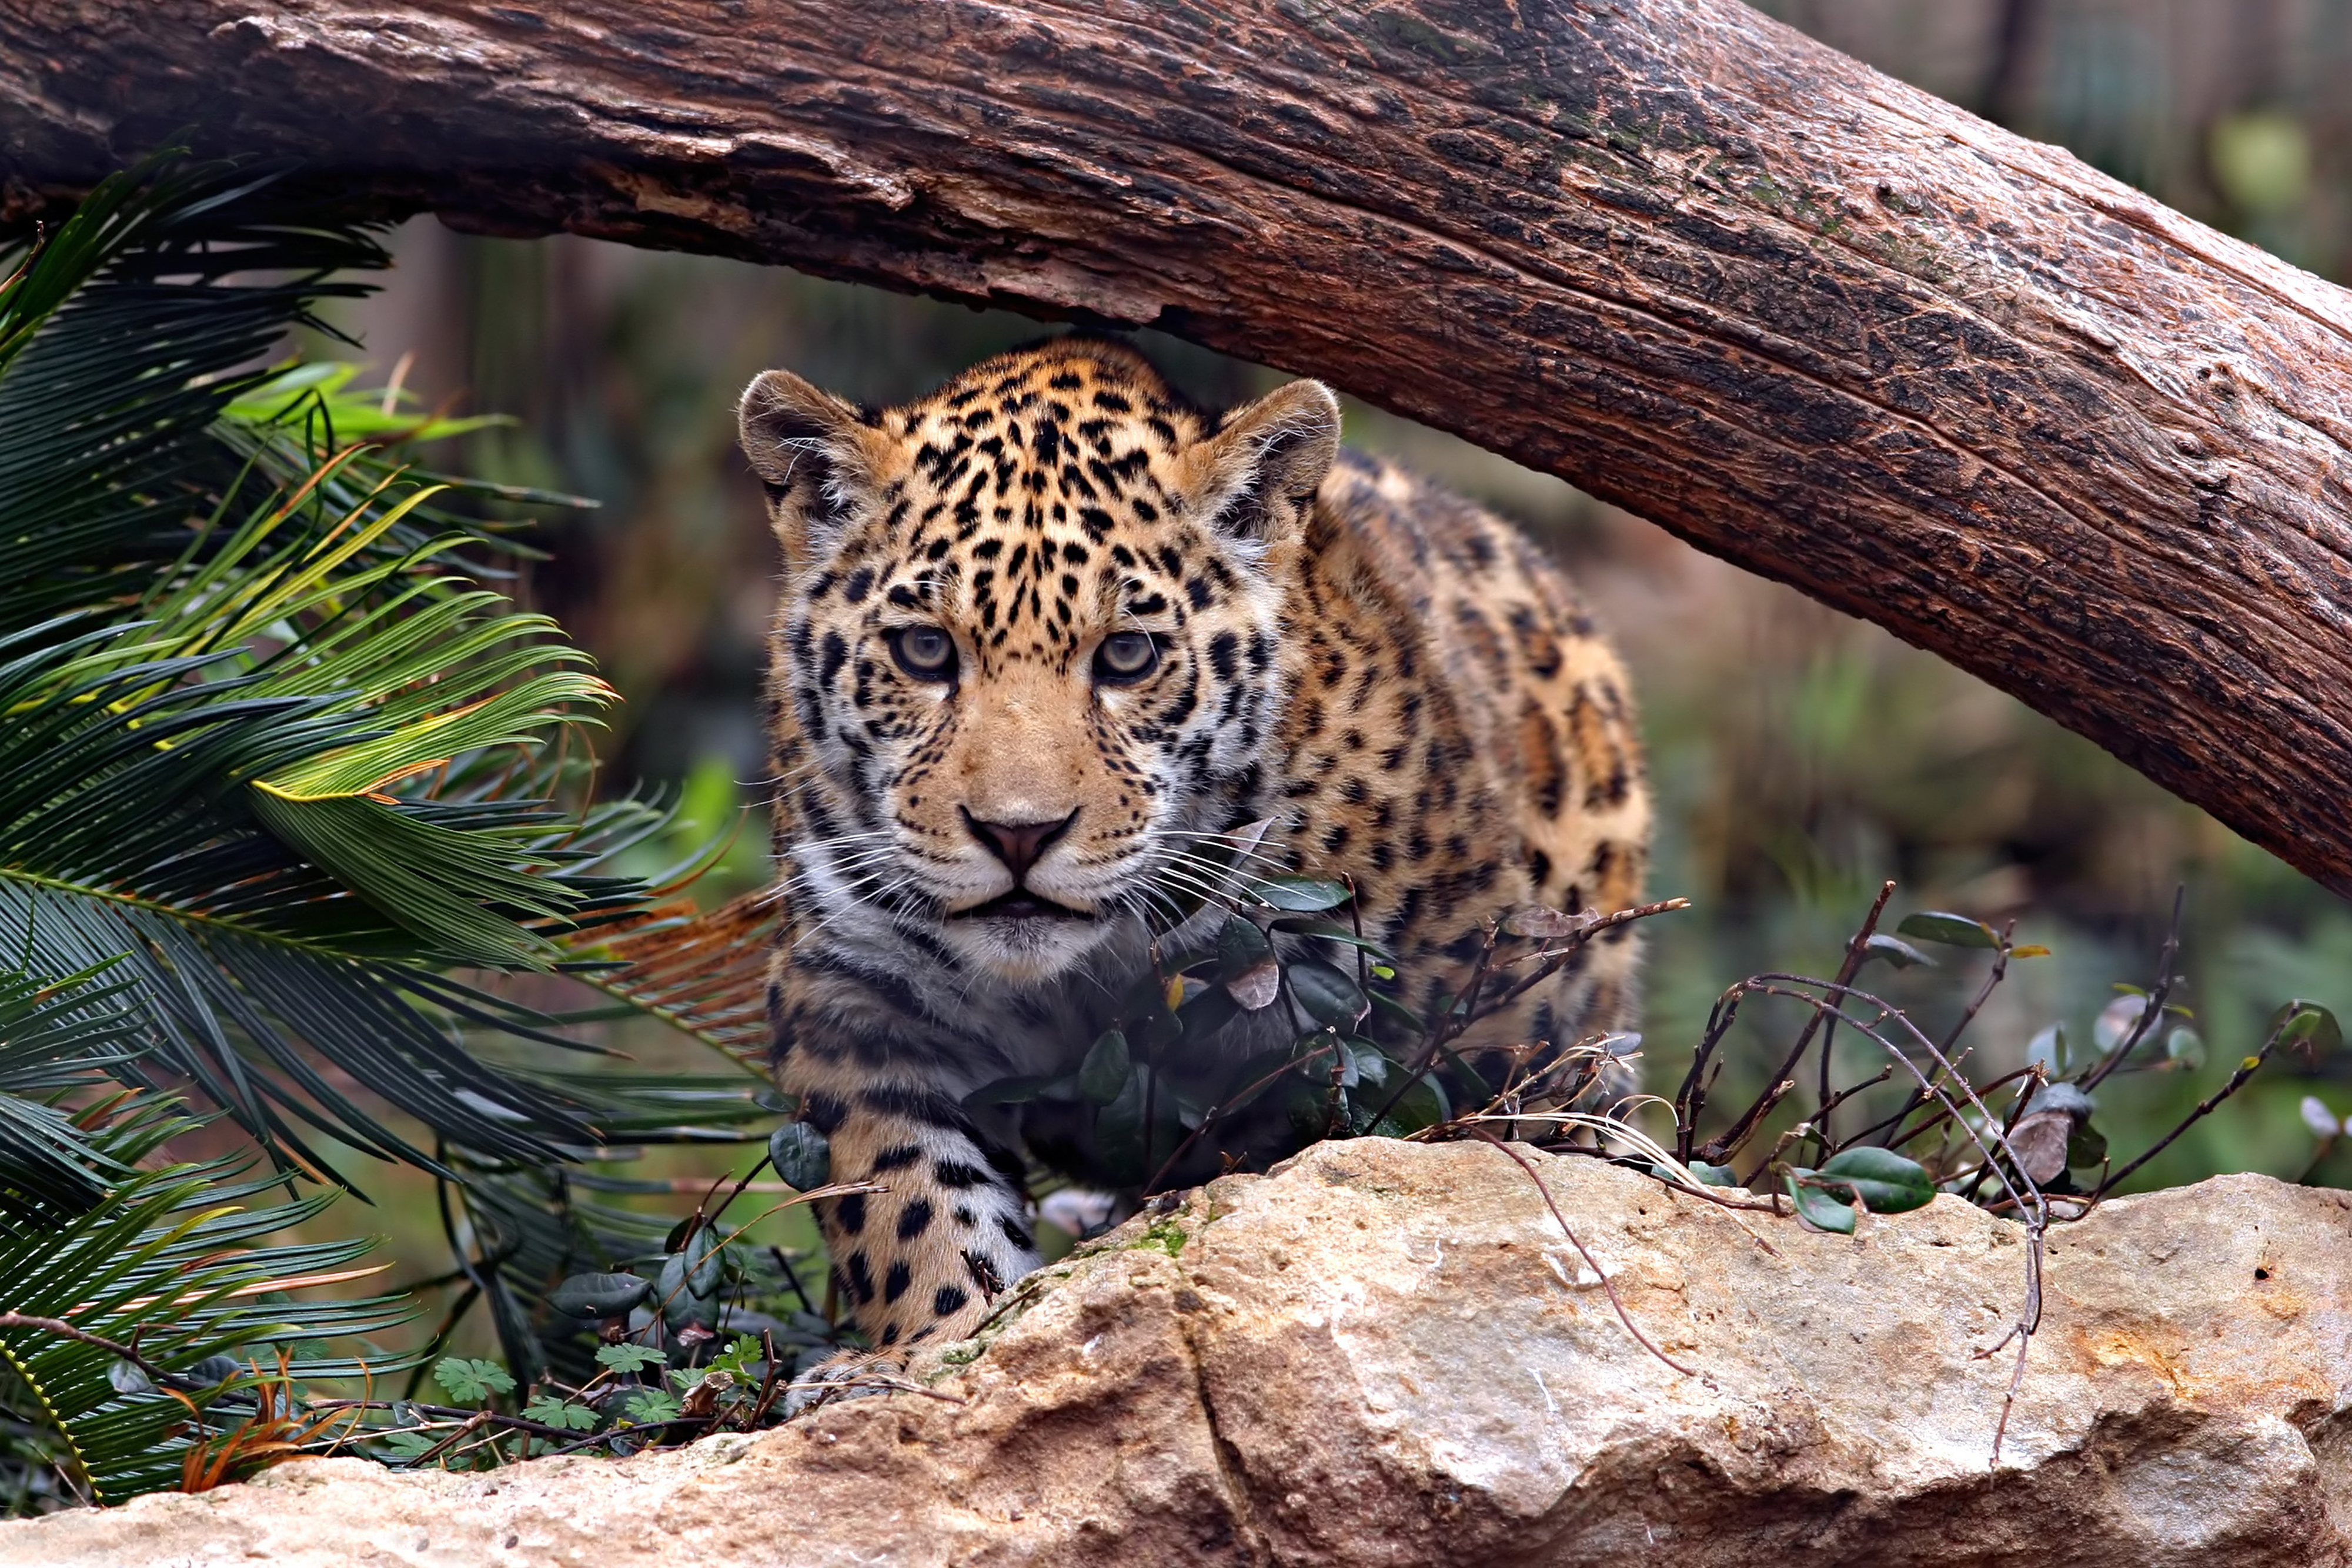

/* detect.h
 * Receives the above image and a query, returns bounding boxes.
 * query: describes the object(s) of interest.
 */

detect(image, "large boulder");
[7,1139,2348,1566]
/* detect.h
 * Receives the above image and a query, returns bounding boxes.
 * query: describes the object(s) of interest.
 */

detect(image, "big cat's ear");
[1182,379,1341,550]
[737,368,887,566]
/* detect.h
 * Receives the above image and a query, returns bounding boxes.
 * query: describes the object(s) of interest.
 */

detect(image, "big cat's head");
[739,340,1339,982]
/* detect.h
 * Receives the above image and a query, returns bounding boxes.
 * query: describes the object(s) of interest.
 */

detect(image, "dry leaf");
[2006,1108,2073,1185]
[1225,957,1281,1011]
[1504,905,1597,941]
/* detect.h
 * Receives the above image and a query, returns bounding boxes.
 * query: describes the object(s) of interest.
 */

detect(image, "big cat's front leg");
[790,1065,1043,1376]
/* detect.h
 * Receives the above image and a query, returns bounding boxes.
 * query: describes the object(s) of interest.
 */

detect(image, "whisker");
[1154,851,1261,901]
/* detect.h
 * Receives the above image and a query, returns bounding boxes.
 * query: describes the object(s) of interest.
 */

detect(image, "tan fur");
[737,339,1648,1354]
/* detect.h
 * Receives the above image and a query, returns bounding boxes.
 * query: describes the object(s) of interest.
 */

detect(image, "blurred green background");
[298,0,2352,1344]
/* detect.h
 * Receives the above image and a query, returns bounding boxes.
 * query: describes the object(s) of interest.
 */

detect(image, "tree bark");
[6,1,2351,892]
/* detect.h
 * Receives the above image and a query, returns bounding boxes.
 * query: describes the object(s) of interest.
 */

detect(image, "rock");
[6,1139,2350,1567]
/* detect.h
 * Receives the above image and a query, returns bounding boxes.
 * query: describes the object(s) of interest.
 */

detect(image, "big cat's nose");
[961,807,1078,882]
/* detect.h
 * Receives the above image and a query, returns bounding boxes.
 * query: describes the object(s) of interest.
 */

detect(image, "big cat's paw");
[781,1308,1004,1417]
[780,1346,908,1417]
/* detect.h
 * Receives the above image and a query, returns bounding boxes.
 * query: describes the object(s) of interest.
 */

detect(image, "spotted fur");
[738,339,1648,1354]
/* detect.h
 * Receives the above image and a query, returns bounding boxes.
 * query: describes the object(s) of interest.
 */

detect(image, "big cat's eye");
[888,625,957,680]
[1094,630,1161,684]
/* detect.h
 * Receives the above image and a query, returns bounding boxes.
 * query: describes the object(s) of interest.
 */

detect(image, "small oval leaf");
[1816,1146,1936,1213]
[2164,1026,2207,1071]
[1225,958,1281,1011]
[2026,1023,2066,1075]
[2023,1082,2094,1122]
[2096,994,2147,1052]
[2274,1000,2343,1055]
[1288,959,1368,1028]
[768,1122,832,1192]
[1078,1029,1132,1105]
[1783,1171,1857,1233]
[1214,915,1273,977]
[2004,1109,2073,1186]
[1862,933,1936,970]
[550,1272,653,1321]
[1371,1072,1449,1138]
[964,1072,1068,1109]
[1245,875,1352,913]
[1895,911,1999,949]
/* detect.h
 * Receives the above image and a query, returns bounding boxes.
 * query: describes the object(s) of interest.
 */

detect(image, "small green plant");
[1643,884,2340,1459]
[943,834,1688,1197]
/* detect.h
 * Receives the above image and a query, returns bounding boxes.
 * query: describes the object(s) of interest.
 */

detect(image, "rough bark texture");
[5,2,2351,887]
[7,1141,2351,1567]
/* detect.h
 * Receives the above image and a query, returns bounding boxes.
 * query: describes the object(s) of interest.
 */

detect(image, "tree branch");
[9,2,2352,885]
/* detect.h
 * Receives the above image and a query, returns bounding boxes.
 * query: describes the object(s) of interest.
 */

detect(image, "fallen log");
[6,1,2351,888]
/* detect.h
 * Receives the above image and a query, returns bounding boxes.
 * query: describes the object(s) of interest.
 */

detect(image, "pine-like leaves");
[0,156,778,1509]
[0,158,653,1178]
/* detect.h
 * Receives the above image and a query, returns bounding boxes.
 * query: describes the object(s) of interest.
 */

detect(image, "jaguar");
[736,337,1648,1360]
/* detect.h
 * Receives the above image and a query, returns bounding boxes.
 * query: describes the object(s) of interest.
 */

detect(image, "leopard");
[736,336,1649,1365]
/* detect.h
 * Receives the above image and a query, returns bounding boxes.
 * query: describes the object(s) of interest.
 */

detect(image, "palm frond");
[0,962,143,1221]
[0,1114,410,1509]
[569,889,780,1066]
[0,156,671,1177]
[1,153,800,1513]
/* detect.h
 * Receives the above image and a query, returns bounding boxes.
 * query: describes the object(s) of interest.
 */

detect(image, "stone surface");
[7,1139,2350,1566]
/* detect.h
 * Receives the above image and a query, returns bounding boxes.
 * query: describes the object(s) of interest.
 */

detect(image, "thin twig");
[1956,1066,2044,1204]
[1481,898,1692,1015]
[1364,897,1688,1136]
[2079,885,2184,1093]
[2092,1011,2295,1198]
[1469,1128,1695,1378]
[1700,885,1893,1165]
[1810,881,1897,1160]
[0,1311,187,1392]
[1673,984,1747,1161]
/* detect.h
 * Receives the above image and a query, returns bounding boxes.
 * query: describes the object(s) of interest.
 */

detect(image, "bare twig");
[1481,898,1692,1015]
[2079,885,2185,1092]
[1815,1068,1893,1131]
[2091,1009,2296,1198]
[1955,1066,2045,1204]
[1673,984,1747,1161]
[1811,881,1898,1159]
[1700,885,1893,1165]
[1360,897,1687,1139]
[1468,1128,1696,1378]
[744,1329,787,1428]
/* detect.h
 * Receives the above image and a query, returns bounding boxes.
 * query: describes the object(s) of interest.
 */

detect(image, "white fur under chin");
[938,911,1113,984]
